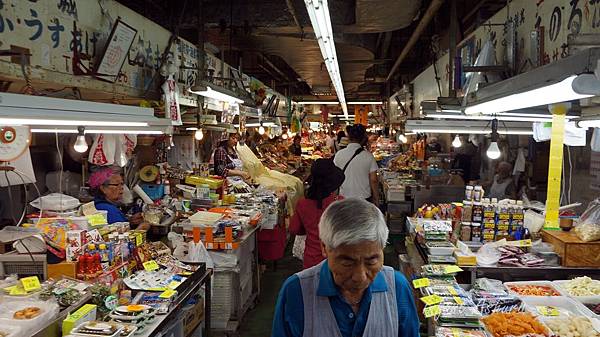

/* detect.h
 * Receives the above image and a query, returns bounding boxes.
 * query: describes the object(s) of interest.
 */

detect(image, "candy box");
[66,230,87,262]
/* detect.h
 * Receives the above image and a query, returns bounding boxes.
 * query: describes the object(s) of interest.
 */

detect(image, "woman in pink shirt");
[290,159,345,269]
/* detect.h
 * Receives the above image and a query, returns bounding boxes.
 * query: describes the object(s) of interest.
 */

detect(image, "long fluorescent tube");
[347,101,383,105]
[31,128,164,135]
[465,75,594,115]
[426,113,554,123]
[296,101,339,105]
[243,122,276,127]
[0,118,148,127]
[304,0,347,117]
[406,127,533,135]
[188,86,244,104]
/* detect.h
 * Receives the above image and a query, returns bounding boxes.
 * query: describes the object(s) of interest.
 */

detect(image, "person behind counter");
[89,168,150,230]
[487,161,517,200]
[272,198,419,337]
[213,129,251,180]
[290,159,345,269]
[289,135,302,156]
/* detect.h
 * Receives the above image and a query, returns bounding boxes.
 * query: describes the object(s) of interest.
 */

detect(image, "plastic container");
[425,242,456,256]
[522,296,596,319]
[0,300,59,335]
[505,281,562,297]
[553,279,600,304]
[0,322,22,337]
[140,184,165,201]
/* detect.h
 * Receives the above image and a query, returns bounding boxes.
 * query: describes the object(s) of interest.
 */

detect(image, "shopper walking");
[333,124,380,205]
[289,159,345,269]
[272,198,419,337]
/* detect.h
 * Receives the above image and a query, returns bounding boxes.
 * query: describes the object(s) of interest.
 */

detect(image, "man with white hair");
[271,198,419,337]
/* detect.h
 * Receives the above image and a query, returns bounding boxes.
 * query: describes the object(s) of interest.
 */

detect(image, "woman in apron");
[213,129,250,180]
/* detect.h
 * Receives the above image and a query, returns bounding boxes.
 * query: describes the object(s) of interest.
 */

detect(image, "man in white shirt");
[325,131,336,153]
[333,124,380,205]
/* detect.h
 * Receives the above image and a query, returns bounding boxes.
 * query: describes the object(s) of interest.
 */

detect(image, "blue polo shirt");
[271,261,419,337]
[94,197,127,224]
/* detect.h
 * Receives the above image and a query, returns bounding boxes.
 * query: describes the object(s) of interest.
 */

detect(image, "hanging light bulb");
[287,130,292,138]
[452,134,462,148]
[399,134,407,144]
[258,124,265,135]
[194,129,204,140]
[391,129,397,135]
[73,126,88,153]
[170,136,175,148]
[486,118,501,159]
[282,133,288,140]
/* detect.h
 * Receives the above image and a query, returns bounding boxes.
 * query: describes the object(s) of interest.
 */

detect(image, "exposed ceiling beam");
[285,0,303,36]
[386,0,445,82]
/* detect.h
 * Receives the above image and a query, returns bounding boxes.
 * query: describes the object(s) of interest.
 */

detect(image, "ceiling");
[116,0,508,103]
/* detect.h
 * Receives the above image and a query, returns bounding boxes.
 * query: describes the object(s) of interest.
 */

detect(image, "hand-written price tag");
[447,286,459,296]
[423,305,441,318]
[537,306,559,316]
[86,214,108,226]
[412,278,430,289]
[6,285,27,296]
[513,239,532,247]
[159,289,177,299]
[21,276,41,292]
[453,296,464,305]
[143,260,159,271]
[420,294,442,306]
[444,265,463,274]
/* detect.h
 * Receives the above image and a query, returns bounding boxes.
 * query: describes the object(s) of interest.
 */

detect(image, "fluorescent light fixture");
[186,127,199,131]
[0,92,161,127]
[405,120,533,135]
[296,101,339,105]
[347,101,383,105]
[465,48,600,115]
[426,113,554,123]
[304,0,347,117]
[188,83,244,104]
[244,122,276,127]
[4,118,148,127]
[576,120,600,128]
[465,75,594,114]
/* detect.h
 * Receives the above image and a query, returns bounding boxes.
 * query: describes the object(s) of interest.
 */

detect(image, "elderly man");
[487,161,516,200]
[272,198,419,337]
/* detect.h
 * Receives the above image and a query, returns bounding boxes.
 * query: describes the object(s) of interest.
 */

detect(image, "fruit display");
[481,312,549,337]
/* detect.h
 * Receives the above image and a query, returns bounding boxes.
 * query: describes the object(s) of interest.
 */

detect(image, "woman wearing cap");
[89,167,150,230]
[289,159,345,269]
[213,129,251,180]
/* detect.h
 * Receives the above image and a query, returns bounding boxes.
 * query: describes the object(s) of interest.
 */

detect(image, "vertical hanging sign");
[544,103,568,230]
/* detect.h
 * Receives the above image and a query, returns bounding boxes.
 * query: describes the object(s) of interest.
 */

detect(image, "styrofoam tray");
[522,295,596,319]
[504,281,562,297]
[553,280,600,304]
[189,211,224,227]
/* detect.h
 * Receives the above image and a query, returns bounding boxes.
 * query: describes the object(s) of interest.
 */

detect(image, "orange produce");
[481,312,549,337]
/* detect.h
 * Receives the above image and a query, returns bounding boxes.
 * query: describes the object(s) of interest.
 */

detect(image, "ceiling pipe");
[385,0,445,82]
[286,0,303,36]
[448,0,457,97]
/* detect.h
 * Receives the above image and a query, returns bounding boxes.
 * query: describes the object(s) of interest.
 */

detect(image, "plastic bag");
[30,193,80,211]
[292,235,306,261]
[574,199,600,242]
[476,241,504,266]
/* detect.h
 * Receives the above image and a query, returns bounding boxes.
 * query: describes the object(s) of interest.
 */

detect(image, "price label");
[146,287,166,292]
[159,289,177,299]
[135,233,143,246]
[167,281,182,289]
[86,214,108,226]
[537,306,559,316]
[513,239,532,247]
[452,328,462,337]
[444,265,463,274]
[143,260,159,271]
[420,294,442,306]
[423,305,441,318]
[447,287,459,296]
[453,296,464,305]
[6,285,27,296]
[412,278,430,289]
[21,276,41,292]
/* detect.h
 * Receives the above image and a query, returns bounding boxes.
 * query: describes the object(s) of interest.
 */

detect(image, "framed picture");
[94,18,137,82]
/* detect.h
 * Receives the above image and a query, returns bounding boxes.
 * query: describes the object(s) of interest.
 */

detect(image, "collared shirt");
[213,145,236,177]
[333,143,378,199]
[94,197,127,224]
[271,261,419,337]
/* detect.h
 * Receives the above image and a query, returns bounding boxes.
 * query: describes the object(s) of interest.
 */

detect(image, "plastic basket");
[140,184,165,201]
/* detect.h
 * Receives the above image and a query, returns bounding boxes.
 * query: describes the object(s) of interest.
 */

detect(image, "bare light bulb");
[282,133,288,140]
[74,126,88,153]
[399,134,407,144]
[258,126,265,135]
[486,141,501,159]
[452,135,462,148]
[194,129,204,140]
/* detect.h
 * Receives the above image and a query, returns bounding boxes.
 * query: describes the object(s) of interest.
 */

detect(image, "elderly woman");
[272,198,419,337]
[89,168,150,230]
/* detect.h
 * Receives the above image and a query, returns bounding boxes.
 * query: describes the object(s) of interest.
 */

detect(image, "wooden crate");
[541,230,600,267]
